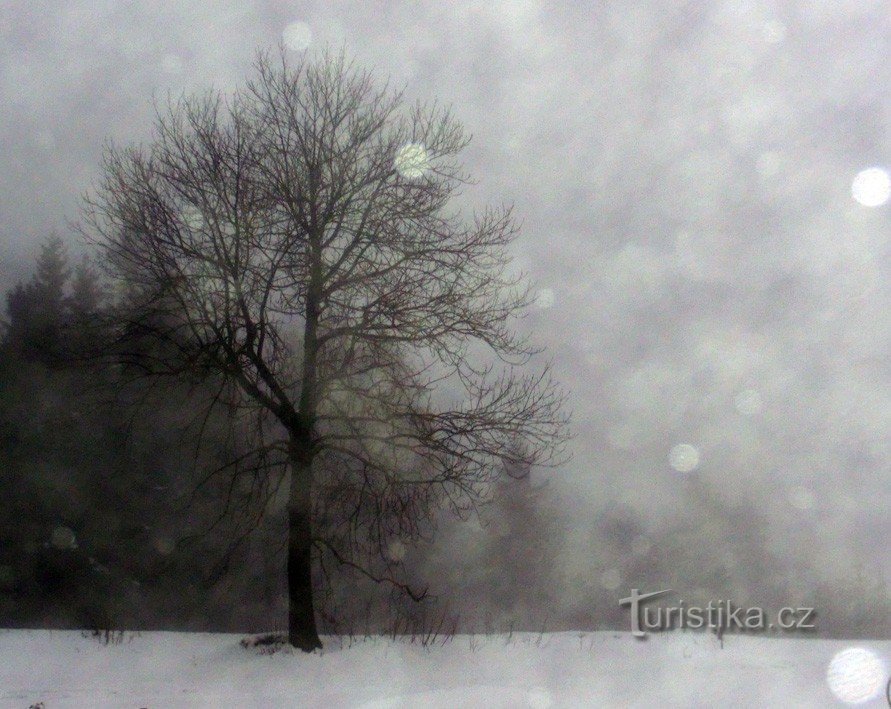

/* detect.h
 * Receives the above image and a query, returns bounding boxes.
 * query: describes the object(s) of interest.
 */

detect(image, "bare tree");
[81,48,569,651]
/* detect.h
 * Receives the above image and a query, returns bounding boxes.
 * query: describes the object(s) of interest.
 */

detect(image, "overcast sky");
[1,0,888,593]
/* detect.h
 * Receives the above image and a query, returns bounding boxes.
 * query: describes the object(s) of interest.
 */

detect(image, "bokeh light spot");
[394,143,430,179]
[826,647,886,704]
[527,686,554,709]
[534,288,555,309]
[755,151,781,178]
[51,525,77,550]
[762,20,787,43]
[182,205,205,231]
[669,443,700,473]
[387,540,407,562]
[282,21,313,52]
[851,167,890,207]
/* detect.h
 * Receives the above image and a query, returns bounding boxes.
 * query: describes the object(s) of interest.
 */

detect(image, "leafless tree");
[81,48,569,651]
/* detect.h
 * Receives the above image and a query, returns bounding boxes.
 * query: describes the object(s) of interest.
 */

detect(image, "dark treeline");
[0,235,263,632]
[0,236,566,636]
[1,237,888,638]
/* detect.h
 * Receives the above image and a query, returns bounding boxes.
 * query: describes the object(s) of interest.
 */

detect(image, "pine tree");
[34,235,71,311]
[3,235,72,362]
[67,256,102,318]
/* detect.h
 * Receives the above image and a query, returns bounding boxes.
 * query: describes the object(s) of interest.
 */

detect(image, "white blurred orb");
[787,486,815,511]
[183,206,205,231]
[851,167,890,207]
[762,20,787,43]
[527,687,554,709]
[51,526,77,550]
[534,288,555,309]
[756,151,781,178]
[387,540,407,562]
[826,647,886,704]
[394,142,430,179]
[669,443,700,473]
[282,21,313,52]
[734,389,763,416]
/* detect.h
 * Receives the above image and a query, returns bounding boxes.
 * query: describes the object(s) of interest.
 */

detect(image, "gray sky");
[1,0,888,598]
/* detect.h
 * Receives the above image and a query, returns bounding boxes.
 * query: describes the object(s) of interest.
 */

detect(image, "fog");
[1,0,888,635]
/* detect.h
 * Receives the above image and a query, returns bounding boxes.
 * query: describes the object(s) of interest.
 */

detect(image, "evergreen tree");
[67,256,102,318]
[34,235,71,310]
[64,256,104,355]
[2,235,71,362]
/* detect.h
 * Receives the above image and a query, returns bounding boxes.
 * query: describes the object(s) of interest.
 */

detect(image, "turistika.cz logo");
[619,589,816,637]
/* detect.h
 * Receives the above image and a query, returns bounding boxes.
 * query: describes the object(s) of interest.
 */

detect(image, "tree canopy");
[81,48,569,649]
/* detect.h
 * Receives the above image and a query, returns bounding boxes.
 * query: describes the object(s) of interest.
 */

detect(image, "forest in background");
[0,235,888,639]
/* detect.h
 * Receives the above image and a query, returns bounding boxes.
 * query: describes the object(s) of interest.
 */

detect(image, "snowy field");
[1,629,889,707]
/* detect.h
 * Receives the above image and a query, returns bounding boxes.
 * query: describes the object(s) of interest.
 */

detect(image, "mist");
[0,0,888,639]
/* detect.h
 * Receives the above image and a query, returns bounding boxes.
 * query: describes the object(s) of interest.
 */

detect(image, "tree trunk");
[287,438,322,651]
[289,226,323,651]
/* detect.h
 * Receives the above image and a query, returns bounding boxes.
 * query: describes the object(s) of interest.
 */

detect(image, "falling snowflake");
[394,143,430,179]
[527,687,554,709]
[755,151,781,178]
[851,168,890,207]
[51,526,77,550]
[669,444,700,473]
[826,647,886,705]
[182,205,205,231]
[762,20,786,43]
[282,22,313,52]
[387,540,407,562]
[534,288,555,309]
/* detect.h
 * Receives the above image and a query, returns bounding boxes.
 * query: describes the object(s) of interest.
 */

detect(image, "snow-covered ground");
[1,629,889,707]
